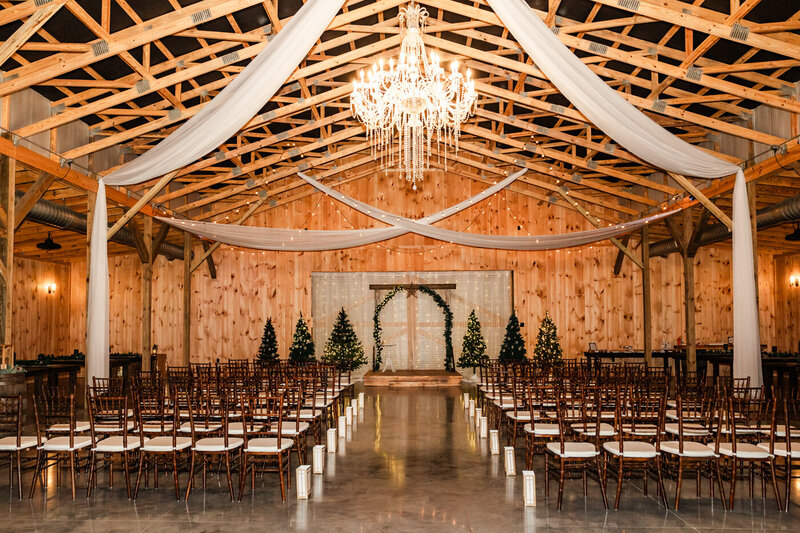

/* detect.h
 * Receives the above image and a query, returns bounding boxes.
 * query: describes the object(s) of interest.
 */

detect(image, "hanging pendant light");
[36,232,62,251]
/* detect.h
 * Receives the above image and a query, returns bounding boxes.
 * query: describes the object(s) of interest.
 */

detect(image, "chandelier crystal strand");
[351,2,477,190]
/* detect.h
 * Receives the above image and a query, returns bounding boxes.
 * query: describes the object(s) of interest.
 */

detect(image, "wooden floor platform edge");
[363,370,463,388]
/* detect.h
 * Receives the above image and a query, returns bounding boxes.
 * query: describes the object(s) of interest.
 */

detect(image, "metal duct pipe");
[16,191,184,260]
[649,193,800,257]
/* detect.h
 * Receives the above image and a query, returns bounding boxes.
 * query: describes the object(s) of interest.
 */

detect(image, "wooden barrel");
[0,371,28,424]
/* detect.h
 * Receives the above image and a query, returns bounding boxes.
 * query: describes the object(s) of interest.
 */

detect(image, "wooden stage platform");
[363,370,463,388]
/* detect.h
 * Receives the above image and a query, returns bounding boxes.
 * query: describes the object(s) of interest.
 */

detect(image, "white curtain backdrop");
[86,0,346,381]
[487,0,760,385]
[311,271,512,376]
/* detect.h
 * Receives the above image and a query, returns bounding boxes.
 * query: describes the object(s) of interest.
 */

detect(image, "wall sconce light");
[790,275,800,288]
[46,283,56,294]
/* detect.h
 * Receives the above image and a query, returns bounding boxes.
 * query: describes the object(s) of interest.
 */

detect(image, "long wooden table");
[583,350,800,391]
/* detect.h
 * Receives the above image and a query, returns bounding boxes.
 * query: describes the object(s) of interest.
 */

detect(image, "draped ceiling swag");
[72,0,781,385]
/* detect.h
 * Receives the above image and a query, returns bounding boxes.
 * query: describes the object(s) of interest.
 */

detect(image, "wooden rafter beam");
[13,171,57,230]
[0,0,63,68]
[0,135,158,216]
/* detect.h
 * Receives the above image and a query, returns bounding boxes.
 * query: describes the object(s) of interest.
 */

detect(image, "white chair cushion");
[193,437,243,452]
[93,422,135,433]
[227,422,264,436]
[244,437,293,453]
[622,424,660,436]
[506,411,538,421]
[664,423,710,437]
[49,421,90,433]
[272,422,310,436]
[140,422,174,434]
[546,441,599,458]
[756,441,800,458]
[179,422,221,433]
[763,425,800,439]
[142,436,192,452]
[292,409,321,420]
[94,436,142,452]
[42,436,92,451]
[603,440,658,458]
[660,440,717,458]
[0,436,42,451]
[523,423,559,436]
[714,442,772,459]
[571,422,616,437]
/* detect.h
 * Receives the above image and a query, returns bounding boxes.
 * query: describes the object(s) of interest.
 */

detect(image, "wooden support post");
[0,133,14,348]
[141,216,153,371]
[182,231,191,366]
[683,210,697,375]
[613,235,631,276]
[641,225,652,368]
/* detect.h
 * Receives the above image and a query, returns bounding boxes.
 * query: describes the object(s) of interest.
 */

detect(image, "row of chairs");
[0,361,355,501]
[477,361,798,511]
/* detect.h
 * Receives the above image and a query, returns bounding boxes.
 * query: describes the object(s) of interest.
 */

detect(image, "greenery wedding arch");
[372,285,455,372]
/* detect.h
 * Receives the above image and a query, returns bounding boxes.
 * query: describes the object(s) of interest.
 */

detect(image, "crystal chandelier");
[350,2,477,190]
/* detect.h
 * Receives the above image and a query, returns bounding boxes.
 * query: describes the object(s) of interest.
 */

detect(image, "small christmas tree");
[257,318,279,363]
[499,311,527,362]
[533,311,563,367]
[458,310,488,374]
[289,312,316,363]
[322,308,367,371]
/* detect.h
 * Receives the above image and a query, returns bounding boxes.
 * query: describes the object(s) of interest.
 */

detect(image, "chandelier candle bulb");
[490,430,500,455]
[479,416,488,439]
[327,428,337,453]
[504,447,516,476]
[523,471,537,507]
[296,465,312,500]
[469,399,475,417]
[313,445,326,474]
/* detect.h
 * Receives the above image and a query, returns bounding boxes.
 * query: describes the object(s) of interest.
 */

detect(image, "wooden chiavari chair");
[238,394,293,501]
[0,394,40,499]
[87,394,141,499]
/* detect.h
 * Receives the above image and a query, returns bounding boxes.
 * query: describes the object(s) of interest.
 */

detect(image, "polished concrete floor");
[2,386,799,532]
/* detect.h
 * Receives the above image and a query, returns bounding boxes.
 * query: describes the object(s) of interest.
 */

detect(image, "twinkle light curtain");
[487,0,761,385]
[87,0,347,381]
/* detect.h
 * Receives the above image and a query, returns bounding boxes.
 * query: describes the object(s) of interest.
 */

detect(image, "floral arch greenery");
[372,285,455,372]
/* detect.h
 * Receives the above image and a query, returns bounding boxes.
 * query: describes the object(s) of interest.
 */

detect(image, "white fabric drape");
[298,171,672,250]
[161,170,670,251]
[86,0,346,381]
[156,171,524,250]
[487,0,760,385]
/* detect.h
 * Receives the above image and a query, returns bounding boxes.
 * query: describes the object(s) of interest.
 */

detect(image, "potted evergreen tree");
[322,308,367,371]
[257,318,279,363]
[533,311,563,367]
[499,311,527,363]
[289,312,316,363]
[458,310,488,380]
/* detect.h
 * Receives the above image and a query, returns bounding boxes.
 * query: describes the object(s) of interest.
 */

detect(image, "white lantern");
[475,408,482,428]
[463,392,470,408]
[469,399,475,417]
[523,470,536,507]
[358,392,365,409]
[338,415,347,435]
[489,430,500,455]
[351,398,358,411]
[313,445,326,474]
[479,416,488,438]
[504,447,516,476]
[327,428,337,453]
[346,406,353,426]
[296,465,312,499]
